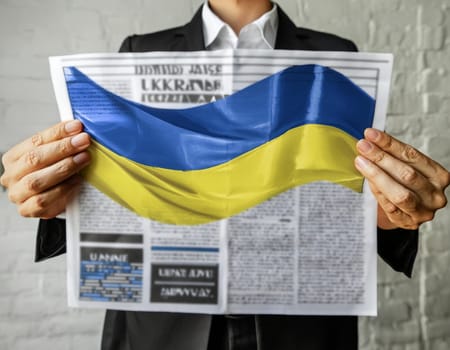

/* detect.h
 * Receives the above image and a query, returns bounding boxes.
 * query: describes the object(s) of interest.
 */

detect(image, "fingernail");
[357,140,373,153]
[73,152,90,165]
[71,133,89,148]
[355,156,370,169]
[365,128,380,141]
[65,120,81,133]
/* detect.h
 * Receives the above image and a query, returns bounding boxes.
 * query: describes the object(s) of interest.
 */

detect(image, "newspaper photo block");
[49,49,393,315]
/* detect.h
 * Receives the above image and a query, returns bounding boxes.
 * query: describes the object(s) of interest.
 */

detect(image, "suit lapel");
[275,7,310,50]
[171,7,206,51]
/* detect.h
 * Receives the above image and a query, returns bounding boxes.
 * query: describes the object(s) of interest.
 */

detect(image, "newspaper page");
[49,50,392,316]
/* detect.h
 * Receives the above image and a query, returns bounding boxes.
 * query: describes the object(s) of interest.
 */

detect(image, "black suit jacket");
[37,5,419,350]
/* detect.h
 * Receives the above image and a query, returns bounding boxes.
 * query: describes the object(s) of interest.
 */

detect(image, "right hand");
[0,120,91,219]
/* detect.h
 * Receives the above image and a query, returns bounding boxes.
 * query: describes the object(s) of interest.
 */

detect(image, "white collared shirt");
[202,2,278,50]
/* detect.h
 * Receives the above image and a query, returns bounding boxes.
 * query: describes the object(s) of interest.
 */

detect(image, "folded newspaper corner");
[49,49,393,316]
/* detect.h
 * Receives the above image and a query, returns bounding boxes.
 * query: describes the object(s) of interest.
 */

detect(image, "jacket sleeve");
[377,227,418,277]
[35,218,66,262]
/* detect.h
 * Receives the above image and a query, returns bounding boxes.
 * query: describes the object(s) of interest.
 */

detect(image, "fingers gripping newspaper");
[49,50,392,315]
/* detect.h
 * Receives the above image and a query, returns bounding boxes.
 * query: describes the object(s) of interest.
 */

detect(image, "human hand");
[0,120,91,219]
[355,128,450,230]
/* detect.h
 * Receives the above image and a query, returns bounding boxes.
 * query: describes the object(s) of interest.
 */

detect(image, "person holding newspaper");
[1,1,449,349]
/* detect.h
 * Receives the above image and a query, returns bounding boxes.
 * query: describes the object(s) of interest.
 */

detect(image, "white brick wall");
[0,0,449,349]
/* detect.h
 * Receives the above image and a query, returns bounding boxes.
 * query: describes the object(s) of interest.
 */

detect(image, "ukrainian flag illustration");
[64,65,375,225]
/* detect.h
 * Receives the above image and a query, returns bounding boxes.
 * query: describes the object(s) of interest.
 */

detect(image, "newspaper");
[49,50,393,316]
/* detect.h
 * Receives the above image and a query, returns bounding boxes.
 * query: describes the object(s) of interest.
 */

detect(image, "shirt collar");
[202,1,278,49]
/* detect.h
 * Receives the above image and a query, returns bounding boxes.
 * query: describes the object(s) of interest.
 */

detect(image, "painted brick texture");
[0,0,449,349]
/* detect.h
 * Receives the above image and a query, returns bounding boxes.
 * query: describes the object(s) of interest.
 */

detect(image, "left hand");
[354,128,450,230]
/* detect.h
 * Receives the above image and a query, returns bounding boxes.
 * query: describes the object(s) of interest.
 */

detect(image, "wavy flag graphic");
[64,65,375,225]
